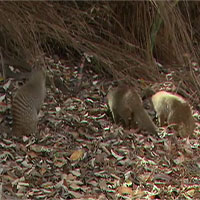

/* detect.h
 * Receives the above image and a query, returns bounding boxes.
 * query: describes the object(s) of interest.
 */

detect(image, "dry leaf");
[185,188,195,197]
[138,172,152,182]
[65,174,76,181]
[68,190,83,199]
[70,149,84,161]
[154,173,171,182]
[69,183,80,191]
[40,167,47,175]
[30,144,51,153]
[99,179,107,191]
[164,139,172,152]
[117,186,133,196]
[54,159,66,168]
[41,182,54,189]
[111,149,124,161]
[27,151,38,158]
[174,153,185,165]
[132,189,146,198]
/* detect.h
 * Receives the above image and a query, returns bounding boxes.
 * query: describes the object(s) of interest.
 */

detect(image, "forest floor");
[0,56,200,200]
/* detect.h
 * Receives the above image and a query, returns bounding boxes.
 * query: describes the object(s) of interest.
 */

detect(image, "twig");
[0,183,2,200]
[76,56,85,93]
[0,47,5,82]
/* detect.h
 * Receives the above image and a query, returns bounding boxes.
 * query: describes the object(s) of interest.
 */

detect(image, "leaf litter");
[0,56,200,199]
